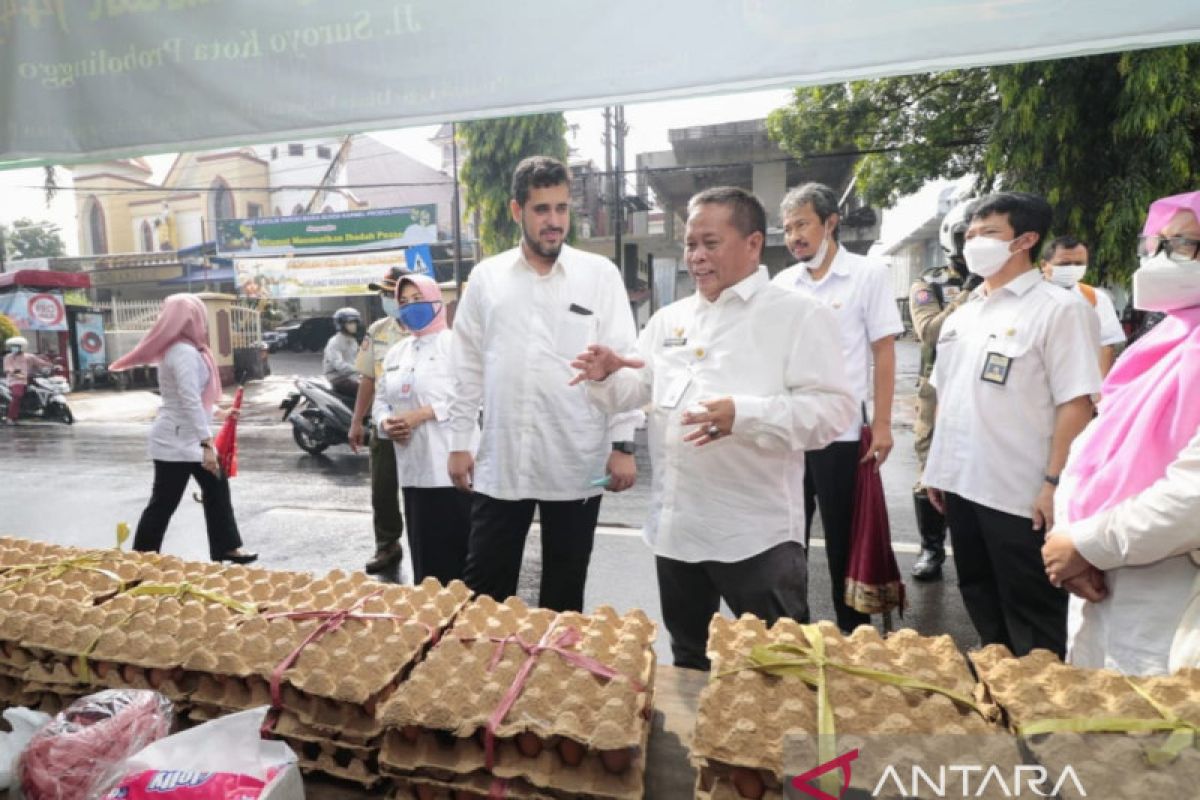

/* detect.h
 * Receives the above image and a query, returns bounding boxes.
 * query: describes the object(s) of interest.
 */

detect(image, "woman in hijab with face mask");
[373,275,478,584]
[1042,191,1200,675]
[110,294,257,563]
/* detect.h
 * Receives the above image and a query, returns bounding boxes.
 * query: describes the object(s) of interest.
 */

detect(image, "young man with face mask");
[1042,190,1200,675]
[349,266,410,574]
[771,182,905,633]
[447,156,643,613]
[923,191,1102,658]
[1041,235,1126,376]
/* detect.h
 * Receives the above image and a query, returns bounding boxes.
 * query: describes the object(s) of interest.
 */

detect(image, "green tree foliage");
[767,45,1200,284]
[459,114,569,256]
[0,314,18,345]
[1,218,66,261]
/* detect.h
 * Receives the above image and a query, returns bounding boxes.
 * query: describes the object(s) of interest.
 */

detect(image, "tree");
[767,45,1200,284]
[459,114,570,256]
[1,218,66,262]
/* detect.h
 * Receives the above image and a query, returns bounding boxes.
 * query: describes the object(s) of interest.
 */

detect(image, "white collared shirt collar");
[698,265,770,307]
[977,267,1042,300]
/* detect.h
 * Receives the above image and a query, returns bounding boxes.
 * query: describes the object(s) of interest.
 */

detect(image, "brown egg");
[148,668,170,688]
[121,663,141,685]
[401,724,422,743]
[731,767,766,800]
[515,731,542,758]
[93,661,112,679]
[412,784,437,800]
[557,737,586,766]
[600,747,634,774]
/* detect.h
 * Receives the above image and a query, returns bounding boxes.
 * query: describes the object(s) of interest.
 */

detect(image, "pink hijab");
[396,275,447,337]
[1066,191,1200,520]
[110,294,222,411]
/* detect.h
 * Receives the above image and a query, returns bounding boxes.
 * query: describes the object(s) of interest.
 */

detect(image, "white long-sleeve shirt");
[323,332,359,382]
[448,244,643,501]
[1062,423,1200,675]
[148,341,213,462]
[373,330,476,489]
[586,267,857,563]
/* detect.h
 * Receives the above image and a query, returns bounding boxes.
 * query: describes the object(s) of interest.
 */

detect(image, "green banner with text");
[216,205,436,255]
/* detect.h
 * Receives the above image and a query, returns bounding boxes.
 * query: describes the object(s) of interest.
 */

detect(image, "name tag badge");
[662,336,688,347]
[660,374,692,409]
[398,368,415,399]
[981,352,1012,385]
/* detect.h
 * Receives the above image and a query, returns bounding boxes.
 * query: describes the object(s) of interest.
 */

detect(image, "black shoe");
[911,549,944,582]
[365,543,403,574]
[218,549,259,564]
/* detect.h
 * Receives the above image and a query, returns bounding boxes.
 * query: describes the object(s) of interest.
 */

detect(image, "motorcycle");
[279,378,365,455]
[0,368,74,424]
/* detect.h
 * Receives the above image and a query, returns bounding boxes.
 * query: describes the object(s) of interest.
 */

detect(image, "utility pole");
[612,105,628,285]
[603,106,613,238]
[451,122,463,299]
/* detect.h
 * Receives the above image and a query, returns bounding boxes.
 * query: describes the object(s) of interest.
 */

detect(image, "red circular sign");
[81,331,103,354]
[26,293,64,326]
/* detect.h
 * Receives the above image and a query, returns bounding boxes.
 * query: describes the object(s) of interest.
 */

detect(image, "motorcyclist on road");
[4,336,50,425]
[323,308,363,398]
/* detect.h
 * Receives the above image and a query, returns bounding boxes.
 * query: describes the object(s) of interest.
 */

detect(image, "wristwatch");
[1043,473,1060,487]
[611,441,636,455]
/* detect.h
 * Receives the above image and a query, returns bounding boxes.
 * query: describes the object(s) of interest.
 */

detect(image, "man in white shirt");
[924,192,1102,658]
[447,156,642,612]
[772,182,905,632]
[572,187,856,669]
[1041,235,1127,376]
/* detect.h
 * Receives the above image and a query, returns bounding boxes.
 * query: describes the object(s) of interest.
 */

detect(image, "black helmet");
[332,307,361,334]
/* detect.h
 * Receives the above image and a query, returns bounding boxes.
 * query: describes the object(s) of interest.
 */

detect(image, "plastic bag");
[97,706,301,800]
[0,708,52,790]
[17,689,173,800]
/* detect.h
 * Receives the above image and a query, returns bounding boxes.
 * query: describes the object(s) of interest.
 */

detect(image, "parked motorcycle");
[279,378,364,455]
[0,368,74,424]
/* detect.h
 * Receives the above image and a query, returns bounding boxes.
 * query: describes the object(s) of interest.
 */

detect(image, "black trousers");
[944,493,1067,658]
[804,440,871,632]
[461,493,602,612]
[656,541,809,671]
[133,460,244,561]
[402,487,472,585]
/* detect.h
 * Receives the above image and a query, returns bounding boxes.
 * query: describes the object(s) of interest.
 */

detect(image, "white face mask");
[382,297,399,316]
[963,236,1017,278]
[1048,264,1087,288]
[1133,252,1200,312]
[800,225,831,272]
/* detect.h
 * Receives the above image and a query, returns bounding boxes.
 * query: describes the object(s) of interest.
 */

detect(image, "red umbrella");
[844,420,906,620]
[213,387,244,478]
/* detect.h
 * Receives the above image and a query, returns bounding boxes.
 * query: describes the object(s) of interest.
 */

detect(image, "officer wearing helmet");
[907,200,981,580]
[323,307,363,397]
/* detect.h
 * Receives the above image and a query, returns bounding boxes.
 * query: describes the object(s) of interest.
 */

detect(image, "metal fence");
[229,304,262,349]
[109,299,163,332]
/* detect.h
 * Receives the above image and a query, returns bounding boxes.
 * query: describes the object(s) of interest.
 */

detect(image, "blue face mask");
[381,297,399,316]
[395,301,440,331]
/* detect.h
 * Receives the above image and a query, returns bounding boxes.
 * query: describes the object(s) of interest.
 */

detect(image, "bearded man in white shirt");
[572,187,856,670]
[447,156,642,613]
[772,182,905,633]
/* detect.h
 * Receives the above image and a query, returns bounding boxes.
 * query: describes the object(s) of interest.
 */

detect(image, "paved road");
[0,339,981,662]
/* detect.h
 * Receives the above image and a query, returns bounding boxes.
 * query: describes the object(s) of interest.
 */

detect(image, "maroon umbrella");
[844,420,906,619]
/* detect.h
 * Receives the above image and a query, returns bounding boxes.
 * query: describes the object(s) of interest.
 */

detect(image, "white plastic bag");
[95,707,302,800]
[0,708,51,790]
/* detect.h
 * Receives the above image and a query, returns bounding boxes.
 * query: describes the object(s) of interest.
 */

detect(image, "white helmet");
[939,200,971,263]
[5,336,28,351]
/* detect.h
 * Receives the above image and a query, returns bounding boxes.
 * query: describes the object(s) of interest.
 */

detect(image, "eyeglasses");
[1137,235,1200,262]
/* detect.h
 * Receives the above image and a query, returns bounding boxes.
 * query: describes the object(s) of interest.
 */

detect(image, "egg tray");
[286,736,381,789]
[969,645,1200,730]
[695,773,782,800]
[1022,732,1200,800]
[377,596,656,799]
[693,616,996,786]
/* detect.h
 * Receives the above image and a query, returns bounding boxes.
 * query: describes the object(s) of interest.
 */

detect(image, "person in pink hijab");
[1042,191,1200,674]
[111,294,257,564]
[372,275,477,583]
